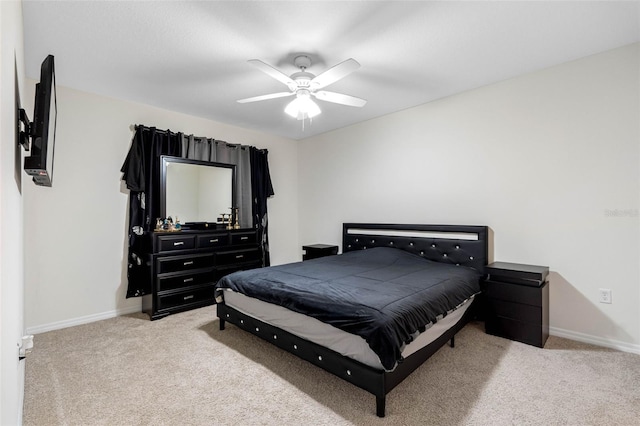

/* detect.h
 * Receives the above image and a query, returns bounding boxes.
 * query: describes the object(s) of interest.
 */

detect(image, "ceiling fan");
[237,55,367,120]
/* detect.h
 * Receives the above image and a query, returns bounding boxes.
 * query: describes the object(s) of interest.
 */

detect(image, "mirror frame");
[159,155,236,226]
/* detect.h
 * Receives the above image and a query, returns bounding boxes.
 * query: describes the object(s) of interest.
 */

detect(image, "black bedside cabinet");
[302,244,338,261]
[484,262,550,348]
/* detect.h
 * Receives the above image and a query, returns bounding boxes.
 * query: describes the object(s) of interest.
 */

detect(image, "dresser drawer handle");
[183,278,194,283]
[235,255,244,259]
[240,236,249,240]
[210,239,219,243]
[183,261,194,266]
[183,295,194,301]
[173,241,184,246]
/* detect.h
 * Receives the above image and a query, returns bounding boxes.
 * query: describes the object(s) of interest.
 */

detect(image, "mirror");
[160,156,236,226]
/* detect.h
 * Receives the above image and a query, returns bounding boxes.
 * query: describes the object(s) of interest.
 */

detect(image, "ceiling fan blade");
[248,59,296,89]
[237,92,294,104]
[311,58,360,90]
[313,91,367,107]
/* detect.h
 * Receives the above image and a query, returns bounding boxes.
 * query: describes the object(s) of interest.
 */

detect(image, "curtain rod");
[134,125,178,135]
[134,124,268,154]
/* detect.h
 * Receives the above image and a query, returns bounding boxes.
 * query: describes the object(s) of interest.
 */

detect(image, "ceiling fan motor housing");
[291,71,315,88]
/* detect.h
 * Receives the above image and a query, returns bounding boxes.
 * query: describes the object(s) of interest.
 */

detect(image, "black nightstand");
[484,262,550,348]
[302,244,338,261]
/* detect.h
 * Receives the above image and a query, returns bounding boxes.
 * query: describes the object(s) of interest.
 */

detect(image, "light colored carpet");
[24,306,640,425]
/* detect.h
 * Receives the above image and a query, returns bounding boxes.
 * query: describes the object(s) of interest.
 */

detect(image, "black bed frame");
[217,223,488,417]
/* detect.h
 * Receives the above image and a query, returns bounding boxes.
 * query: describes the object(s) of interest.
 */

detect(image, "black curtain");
[250,147,274,266]
[121,125,274,297]
[121,126,182,297]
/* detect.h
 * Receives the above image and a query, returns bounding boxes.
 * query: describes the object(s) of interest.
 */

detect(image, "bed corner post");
[376,395,386,417]
[218,305,226,330]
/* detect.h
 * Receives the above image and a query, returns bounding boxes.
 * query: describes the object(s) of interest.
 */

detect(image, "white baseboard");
[550,326,640,355]
[25,304,142,335]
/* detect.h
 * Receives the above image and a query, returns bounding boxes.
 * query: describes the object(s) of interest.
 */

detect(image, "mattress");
[221,289,475,371]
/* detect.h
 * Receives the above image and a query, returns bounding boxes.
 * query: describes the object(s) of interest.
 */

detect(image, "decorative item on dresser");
[484,261,550,348]
[143,228,261,320]
[302,244,339,260]
[215,223,489,417]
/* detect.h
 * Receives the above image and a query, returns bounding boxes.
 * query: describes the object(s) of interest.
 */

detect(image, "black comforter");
[215,247,481,370]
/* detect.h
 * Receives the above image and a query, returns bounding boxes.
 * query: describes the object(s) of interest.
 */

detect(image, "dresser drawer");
[486,298,542,324]
[156,234,196,252]
[216,247,262,266]
[485,280,545,307]
[485,316,548,348]
[157,253,214,274]
[197,233,229,249]
[230,231,257,246]
[157,270,215,292]
[157,286,215,311]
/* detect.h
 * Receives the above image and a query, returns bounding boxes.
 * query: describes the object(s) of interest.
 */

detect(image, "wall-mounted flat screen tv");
[24,54,57,187]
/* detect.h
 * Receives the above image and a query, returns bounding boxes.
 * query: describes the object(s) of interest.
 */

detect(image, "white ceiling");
[22,1,640,141]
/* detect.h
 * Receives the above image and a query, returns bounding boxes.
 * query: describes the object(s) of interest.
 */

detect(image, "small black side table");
[302,244,338,261]
[484,262,550,348]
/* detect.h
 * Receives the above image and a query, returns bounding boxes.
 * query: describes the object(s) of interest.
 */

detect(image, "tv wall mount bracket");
[18,108,31,151]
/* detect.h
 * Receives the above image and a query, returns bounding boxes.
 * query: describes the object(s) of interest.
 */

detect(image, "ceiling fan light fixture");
[284,91,321,120]
[241,55,365,123]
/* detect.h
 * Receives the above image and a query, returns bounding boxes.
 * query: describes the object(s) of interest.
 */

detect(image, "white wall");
[24,85,299,332]
[0,1,26,423]
[298,44,640,351]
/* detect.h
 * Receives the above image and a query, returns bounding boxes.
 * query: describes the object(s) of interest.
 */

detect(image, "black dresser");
[484,262,550,348]
[142,228,262,320]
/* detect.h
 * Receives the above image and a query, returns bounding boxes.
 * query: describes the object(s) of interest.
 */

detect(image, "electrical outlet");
[599,288,612,304]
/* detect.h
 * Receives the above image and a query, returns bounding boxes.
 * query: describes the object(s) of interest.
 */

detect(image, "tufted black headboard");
[342,223,489,274]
